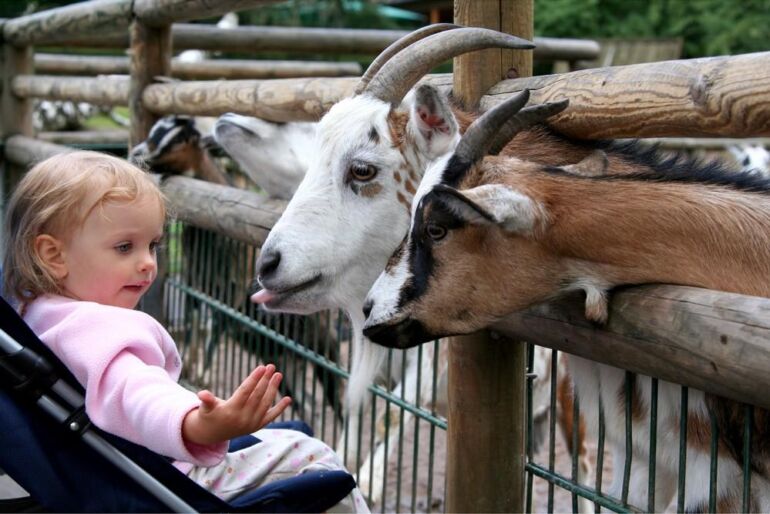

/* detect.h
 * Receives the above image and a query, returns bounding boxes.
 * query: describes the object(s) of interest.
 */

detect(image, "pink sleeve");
[52,308,227,465]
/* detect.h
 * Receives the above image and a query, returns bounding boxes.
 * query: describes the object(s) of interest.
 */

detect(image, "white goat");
[363,92,770,512]
[250,25,596,506]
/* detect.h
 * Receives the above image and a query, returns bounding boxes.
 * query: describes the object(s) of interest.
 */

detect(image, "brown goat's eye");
[425,223,447,241]
[349,162,378,182]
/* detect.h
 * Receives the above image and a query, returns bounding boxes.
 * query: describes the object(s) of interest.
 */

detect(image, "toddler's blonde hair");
[3,150,166,304]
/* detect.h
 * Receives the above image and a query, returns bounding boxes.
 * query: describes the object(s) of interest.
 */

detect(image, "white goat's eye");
[349,162,378,182]
[426,223,447,241]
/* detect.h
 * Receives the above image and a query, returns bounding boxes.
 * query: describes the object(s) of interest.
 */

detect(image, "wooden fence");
[2,0,770,512]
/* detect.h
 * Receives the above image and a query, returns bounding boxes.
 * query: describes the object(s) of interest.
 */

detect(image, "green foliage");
[0,0,73,18]
[535,0,770,58]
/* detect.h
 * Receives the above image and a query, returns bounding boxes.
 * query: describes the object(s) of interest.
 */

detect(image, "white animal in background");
[175,12,239,63]
[213,114,316,199]
[729,143,770,177]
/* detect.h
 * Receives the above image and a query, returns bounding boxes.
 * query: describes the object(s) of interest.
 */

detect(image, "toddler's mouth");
[124,281,150,292]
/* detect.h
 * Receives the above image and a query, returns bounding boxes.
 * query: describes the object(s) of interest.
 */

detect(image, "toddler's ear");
[34,234,67,279]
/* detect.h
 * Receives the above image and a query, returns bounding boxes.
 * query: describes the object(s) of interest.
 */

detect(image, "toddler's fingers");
[246,364,276,406]
[253,372,283,420]
[231,365,266,407]
[197,390,218,413]
[262,396,292,427]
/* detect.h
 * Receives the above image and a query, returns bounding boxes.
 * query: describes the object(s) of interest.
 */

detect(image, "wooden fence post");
[1,24,34,244]
[129,20,172,322]
[446,1,532,512]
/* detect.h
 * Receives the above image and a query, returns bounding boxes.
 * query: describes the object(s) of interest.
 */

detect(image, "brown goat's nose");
[258,250,281,280]
[362,299,374,319]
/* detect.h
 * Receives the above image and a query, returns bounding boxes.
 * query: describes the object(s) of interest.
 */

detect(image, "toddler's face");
[60,195,164,309]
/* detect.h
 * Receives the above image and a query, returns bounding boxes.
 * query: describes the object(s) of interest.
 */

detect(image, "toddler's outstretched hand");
[182,364,292,446]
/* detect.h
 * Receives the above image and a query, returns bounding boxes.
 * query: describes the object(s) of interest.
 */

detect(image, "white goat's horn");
[354,23,461,96]
[363,27,535,106]
[452,89,531,166]
[487,98,570,156]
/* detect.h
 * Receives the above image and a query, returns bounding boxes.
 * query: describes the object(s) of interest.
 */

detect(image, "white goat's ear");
[433,183,546,236]
[409,84,459,159]
[562,150,608,177]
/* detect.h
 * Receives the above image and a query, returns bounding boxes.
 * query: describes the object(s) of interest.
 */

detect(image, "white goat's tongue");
[250,289,275,304]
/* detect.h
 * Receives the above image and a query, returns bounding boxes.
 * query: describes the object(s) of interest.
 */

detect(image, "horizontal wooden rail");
[6,135,768,409]
[140,51,770,135]
[2,0,279,46]
[38,129,129,145]
[3,0,131,47]
[34,54,363,79]
[142,76,362,120]
[493,285,770,410]
[3,135,282,247]
[54,23,600,61]
[13,75,130,106]
[630,137,770,150]
[484,51,770,139]
[155,176,286,246]
[13,52,770,136]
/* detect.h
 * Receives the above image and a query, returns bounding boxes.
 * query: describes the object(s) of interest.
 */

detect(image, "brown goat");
[363,97,770,510]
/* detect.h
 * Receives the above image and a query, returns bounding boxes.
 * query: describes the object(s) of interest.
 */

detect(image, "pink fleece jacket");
[23,294,227,470]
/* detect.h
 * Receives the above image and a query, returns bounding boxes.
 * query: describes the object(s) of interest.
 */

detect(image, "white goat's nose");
[362,299,374,320]
[257,248,281,281]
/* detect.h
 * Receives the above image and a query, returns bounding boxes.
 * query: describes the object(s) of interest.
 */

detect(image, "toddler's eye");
[115,243,132,254]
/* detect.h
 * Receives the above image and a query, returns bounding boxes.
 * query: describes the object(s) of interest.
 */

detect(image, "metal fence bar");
[621,372,633,506]
[708,409,719,513]
[647,378,658,512]
[743,405,754,512]
[525,344,535,514]
[547,350,558,512]
[677,386,689,512]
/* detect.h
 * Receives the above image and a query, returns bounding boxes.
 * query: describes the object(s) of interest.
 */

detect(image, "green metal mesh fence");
[161,222,760,513]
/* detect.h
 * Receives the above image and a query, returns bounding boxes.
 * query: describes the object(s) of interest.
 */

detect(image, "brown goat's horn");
[363,27,535,106]
[354,24,460,96]
[487,98,570,156]
[453,89,531,165]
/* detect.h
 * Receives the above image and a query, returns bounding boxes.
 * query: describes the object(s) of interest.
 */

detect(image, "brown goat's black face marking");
[398,189,467,308]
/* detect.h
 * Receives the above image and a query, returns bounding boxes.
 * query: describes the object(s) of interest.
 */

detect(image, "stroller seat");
[0,295,355,513]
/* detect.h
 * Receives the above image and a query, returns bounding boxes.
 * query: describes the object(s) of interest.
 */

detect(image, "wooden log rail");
[38,129,129,145]
[1,0,278,46]
[5,134,769,411]
[484,51,770,139]
[51,23,600,62]
[34,54,363,79]
[12,52,770,133]
[493,286,770,410]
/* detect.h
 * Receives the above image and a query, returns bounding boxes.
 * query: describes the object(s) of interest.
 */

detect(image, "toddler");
[2,150,368,512]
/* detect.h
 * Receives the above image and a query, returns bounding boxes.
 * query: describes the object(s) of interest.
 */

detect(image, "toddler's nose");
[137,251,157,273]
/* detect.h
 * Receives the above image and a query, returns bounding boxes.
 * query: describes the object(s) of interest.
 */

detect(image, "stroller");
[0,294,356,512]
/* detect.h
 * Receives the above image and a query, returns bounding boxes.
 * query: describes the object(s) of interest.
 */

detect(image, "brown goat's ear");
[409,84,459,159]
[433,183,545,236]
[562,150,608,177]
